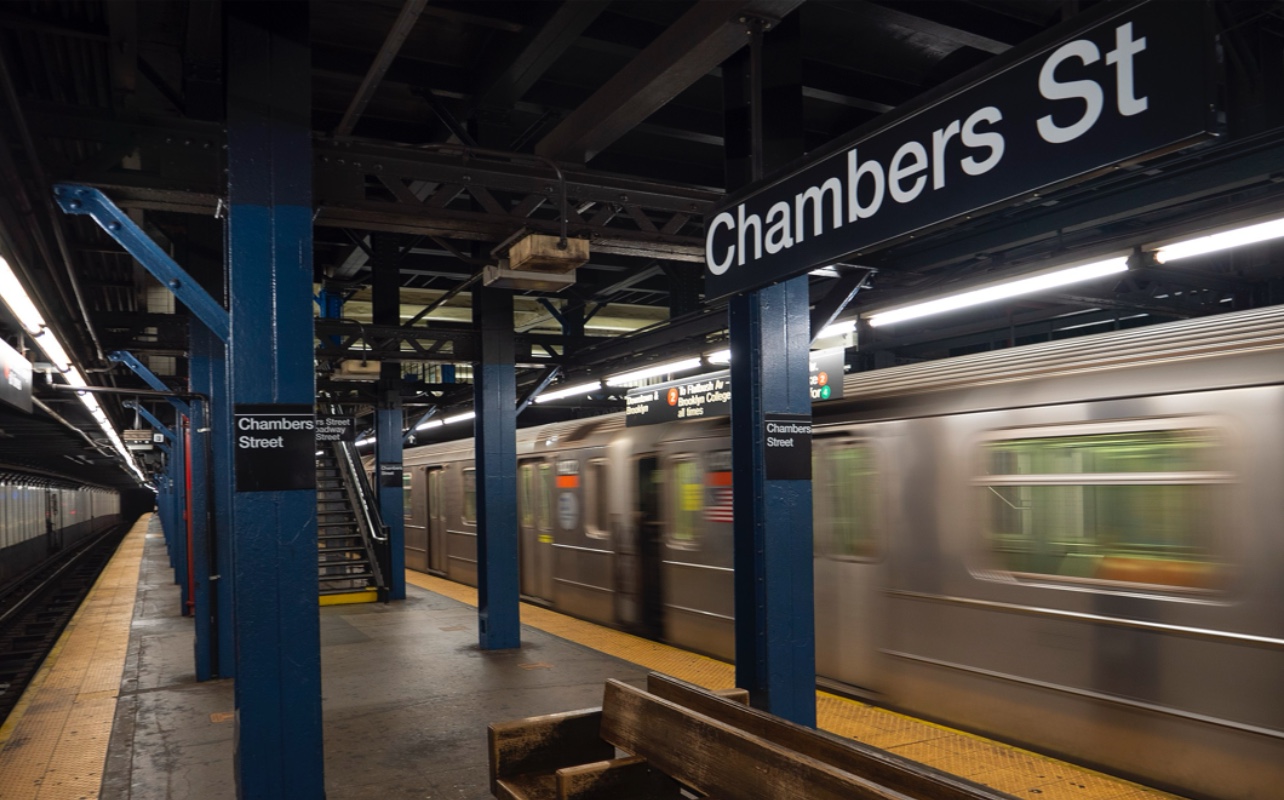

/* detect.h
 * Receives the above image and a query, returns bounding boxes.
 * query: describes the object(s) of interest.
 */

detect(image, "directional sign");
[0,337,32,413]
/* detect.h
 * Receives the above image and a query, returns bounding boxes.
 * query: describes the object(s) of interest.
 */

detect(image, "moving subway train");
[399,305,1284,800]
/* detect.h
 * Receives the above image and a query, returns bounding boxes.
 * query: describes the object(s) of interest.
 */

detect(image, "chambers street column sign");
[704,0,1215,300]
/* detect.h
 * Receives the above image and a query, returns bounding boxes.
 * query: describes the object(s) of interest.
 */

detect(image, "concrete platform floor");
[100,526,651,800]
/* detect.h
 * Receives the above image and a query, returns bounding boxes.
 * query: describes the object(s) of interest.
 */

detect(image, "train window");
[462,468,477,525]
[584,459,609,539]
[518,463,536,528]
[537,463,553,531]
[979,426,1230,590]
[813,441,878,559]
[670,457,703,547]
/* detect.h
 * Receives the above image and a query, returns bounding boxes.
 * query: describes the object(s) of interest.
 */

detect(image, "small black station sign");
[0,337,32,413]
[378,463,403,489]
[234,404,317,492]
[704,0,1215,299]
[764,415,811,481]
[315,415,354,444]
[809,348,844,402]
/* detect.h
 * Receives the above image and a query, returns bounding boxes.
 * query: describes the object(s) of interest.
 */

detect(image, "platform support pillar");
[188,324,216,681]
[474,286,520,649]
[373,234,405,600]
[726,13,815,727]
[226,2,324,797]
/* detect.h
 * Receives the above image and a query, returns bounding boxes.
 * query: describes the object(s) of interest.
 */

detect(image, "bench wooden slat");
[600,679,914,800]
[556,755,684,800]
[645,673,1017,800]
[488,708,614,796]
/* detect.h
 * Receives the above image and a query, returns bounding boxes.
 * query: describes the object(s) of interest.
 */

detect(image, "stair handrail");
[324,403,388,592]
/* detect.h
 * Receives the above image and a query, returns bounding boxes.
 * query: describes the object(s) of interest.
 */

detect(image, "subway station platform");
[0,517,1184,800]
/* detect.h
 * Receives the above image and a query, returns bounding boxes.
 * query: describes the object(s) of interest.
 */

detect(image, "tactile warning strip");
[0,516,149,800]
[405,570,1181,800]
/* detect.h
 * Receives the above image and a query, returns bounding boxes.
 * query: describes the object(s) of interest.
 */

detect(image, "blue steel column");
[226,3,323,797]
[188,324,215,680]
[474,286,520,649]
[372,235,405,600]
[172,417,189,614]
[730,276,816,726]
[209,333,236,677]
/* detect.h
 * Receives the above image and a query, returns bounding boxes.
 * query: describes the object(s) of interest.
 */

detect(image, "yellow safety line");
[405,569,1182,800]
[319,589,379,606]
[0,515,149,800]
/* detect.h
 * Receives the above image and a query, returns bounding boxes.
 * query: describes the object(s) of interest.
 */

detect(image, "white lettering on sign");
[706,18,1161,279]
[237,416,315,431]
[766,421,812,435]
[238,434,285,449]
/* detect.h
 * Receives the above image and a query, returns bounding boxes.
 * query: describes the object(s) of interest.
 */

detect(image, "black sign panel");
[626,371,731,427]
[764,414,811,481]
[315,415,354,444]
[0,337,32,413]
[234,404,317,492]
[379,463,403,489]
[705,1,1214,300]
[809,348,844,402]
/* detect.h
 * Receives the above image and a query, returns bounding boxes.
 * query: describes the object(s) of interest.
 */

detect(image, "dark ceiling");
[1,0,1283,488]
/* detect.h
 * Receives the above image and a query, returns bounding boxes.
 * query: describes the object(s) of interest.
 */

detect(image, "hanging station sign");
[233,404,317,492]
[315,415,354,444]
[0,337,32,413]
[626,354,844,427]
[704,0,1215,300]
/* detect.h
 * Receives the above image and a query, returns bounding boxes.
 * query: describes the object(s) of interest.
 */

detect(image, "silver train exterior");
[0,478,122,585]
[400,305,1284,800]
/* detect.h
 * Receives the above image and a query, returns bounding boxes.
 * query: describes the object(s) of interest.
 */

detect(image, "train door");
[406,467,429,572]
[425,467,446,574]
[812,434,883,690]
[517,459,555,602]
[634,455,664,639]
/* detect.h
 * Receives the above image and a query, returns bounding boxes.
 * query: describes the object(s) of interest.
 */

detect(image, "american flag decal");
[705,470,733,524]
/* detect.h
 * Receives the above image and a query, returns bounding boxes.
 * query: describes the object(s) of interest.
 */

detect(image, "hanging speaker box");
[506,234,589,274]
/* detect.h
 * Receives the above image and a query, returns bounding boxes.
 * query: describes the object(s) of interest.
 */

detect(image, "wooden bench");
[488,673,1018,800]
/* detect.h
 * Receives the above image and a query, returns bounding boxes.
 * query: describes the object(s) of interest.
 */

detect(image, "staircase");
[316,445,386,605]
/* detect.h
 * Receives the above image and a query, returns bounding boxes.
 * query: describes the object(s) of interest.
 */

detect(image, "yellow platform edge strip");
[319,589,379,606]
[0,515,150,800]
[404,569,1182,800]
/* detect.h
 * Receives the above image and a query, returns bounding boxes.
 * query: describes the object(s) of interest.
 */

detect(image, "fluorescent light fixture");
[443,410,476,425]
[0,255,145,483]
[867,256,1129,328]
[414,418,443,431]
[355,436,375,447]
[705,348,731,366]
[1152,216,1284,263]
[817,319,856,339]
[534,380,601,404]
[605,357,702,386]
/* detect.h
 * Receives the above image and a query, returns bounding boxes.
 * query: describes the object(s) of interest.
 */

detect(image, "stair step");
[318,573,372,583]
[318,546,367,553]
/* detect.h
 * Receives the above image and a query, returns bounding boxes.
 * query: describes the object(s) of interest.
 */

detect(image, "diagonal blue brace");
[52,183,230,343]
[109,351,191,416]
[124,401,176,442]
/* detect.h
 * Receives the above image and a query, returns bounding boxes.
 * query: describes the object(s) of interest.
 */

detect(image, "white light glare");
[0,255,47,335]
[0,255,145,483]
[534,380,601,403]
[817,319,856,339]
[355,436,375,447]
[604,357,702,386]
[443,410,476,425]
[867,257,1129,328]
[414,418,443,431]
[1153,216,1284,263]
[705,348,731,366]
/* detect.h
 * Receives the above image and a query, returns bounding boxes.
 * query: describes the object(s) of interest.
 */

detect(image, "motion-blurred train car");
[400,305,1284,800]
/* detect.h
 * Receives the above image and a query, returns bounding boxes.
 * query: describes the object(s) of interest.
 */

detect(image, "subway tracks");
[0,524,129,725]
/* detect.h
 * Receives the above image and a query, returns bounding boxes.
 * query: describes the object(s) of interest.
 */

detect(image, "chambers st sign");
[704,0,1215,300]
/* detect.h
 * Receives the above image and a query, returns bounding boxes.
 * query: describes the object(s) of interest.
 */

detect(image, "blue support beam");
[53,184,230,343]
[227,3,323,797]
[373,234,405,601]
[109,351,191,416]
[208,328,236,677]
[729,276,816,727]
[474,286,520,649]
[188,324,215,681]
